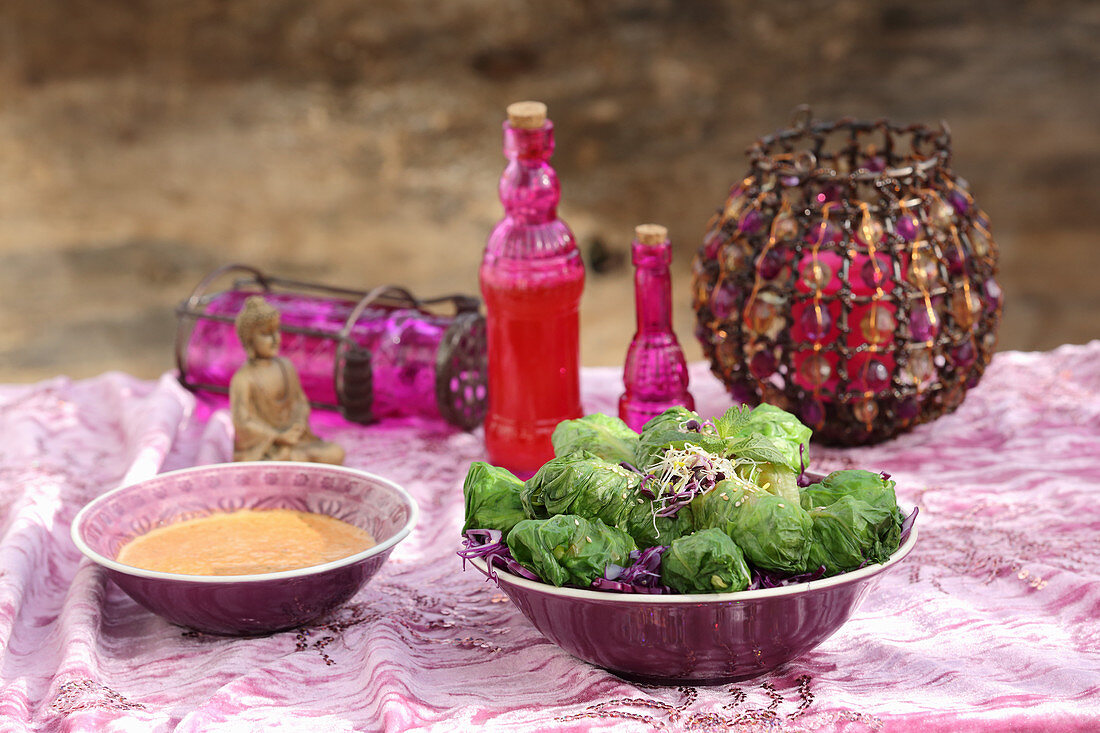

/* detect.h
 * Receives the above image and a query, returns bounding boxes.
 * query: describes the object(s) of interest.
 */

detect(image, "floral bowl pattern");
[72,461,418,635]
[470,517,916,685]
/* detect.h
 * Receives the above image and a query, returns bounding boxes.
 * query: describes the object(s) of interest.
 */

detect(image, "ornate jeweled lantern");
[692,111,1002,445]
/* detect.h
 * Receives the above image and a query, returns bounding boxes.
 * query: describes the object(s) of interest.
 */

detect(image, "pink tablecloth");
[2,344,1099,732]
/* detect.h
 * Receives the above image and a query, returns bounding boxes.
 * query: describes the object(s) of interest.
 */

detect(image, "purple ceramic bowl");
[72,462,418,636]
[471,516,916,685]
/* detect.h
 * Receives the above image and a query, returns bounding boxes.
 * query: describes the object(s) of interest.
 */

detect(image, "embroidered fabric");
[1,344,1099,731]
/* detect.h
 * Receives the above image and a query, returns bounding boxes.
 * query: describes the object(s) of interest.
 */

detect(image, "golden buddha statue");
[230,296,345,465]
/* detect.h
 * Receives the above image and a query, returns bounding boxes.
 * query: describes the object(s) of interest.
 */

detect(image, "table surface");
[2,343,1099,732]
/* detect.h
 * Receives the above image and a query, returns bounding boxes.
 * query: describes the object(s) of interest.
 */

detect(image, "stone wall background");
[1,0,1097,382]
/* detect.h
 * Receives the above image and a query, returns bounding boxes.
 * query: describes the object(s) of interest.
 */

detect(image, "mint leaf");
[713,405,752,438]
[723,434,788,466]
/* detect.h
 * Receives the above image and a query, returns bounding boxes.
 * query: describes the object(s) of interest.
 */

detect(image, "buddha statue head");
[235,295,282,360]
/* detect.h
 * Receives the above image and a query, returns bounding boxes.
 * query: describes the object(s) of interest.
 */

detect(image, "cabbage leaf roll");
[551,413,639,464]
[522,450,687,548]
[660,528,752,593]
[462,461,528,537]
[805,495,900,574]
[507,514,636,587]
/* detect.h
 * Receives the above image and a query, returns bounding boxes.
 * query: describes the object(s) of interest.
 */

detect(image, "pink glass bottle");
[480,101,585,476]
[619,224,694,431]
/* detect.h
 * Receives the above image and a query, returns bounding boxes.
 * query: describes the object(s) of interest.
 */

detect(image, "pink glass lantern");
[176,264,487,429]
[692,111,1002,445]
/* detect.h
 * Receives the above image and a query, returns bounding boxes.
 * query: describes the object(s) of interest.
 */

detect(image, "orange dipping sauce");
[116,509,375,576]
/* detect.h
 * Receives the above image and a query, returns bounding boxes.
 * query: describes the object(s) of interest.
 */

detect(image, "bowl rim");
[469,510,917,604]
[71,461,419,584]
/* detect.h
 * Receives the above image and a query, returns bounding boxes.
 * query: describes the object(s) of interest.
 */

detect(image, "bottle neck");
[499,121,559,225]
[632,240,673,333]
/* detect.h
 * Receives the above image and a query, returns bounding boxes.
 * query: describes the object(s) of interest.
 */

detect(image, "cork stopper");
[634,224,669,246]
[507,101,548,129]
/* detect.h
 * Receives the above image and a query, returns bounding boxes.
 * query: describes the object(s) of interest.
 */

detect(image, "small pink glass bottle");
[619,224,694,431]
[480,101,585,476]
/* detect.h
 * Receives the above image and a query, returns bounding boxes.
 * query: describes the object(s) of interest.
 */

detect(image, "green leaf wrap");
[660,528,752,593]
[729,491,812,573]
[551,413,639,464]
[521,451,686,548]
[684,478,742,535]
[805,495,900,574]
[800,469,900,515]
[506,514,637,587]
[735,462,801,504]
[461,461,528,537]
[689,482,812,574]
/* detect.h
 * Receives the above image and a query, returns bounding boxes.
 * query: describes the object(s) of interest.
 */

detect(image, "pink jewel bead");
[909,306,937,342]
[983,280,1003,313]
[806,219,841,246]
[710,282,740,320]
[896,213,921,242]
[952,340,976,368]
[948,189,970,215]
[739,208,765,235]
[860,255,892,290]
[801,397,825,426]
[757,249,785,280]
[749,349,778,379]
[859,358,890,393]
[799,303,832,341]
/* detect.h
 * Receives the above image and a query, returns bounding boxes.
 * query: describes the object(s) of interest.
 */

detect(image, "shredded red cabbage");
[796,443,814,488]
[457,529,540,582]
[900,506,918,545]
[749,564,827,590]
[653,470,726,518]
[595,546,670,594]
[590,579,668,594]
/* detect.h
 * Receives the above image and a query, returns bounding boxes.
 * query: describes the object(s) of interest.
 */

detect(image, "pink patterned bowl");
[72,462,418,636]
[471,517,916,685]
